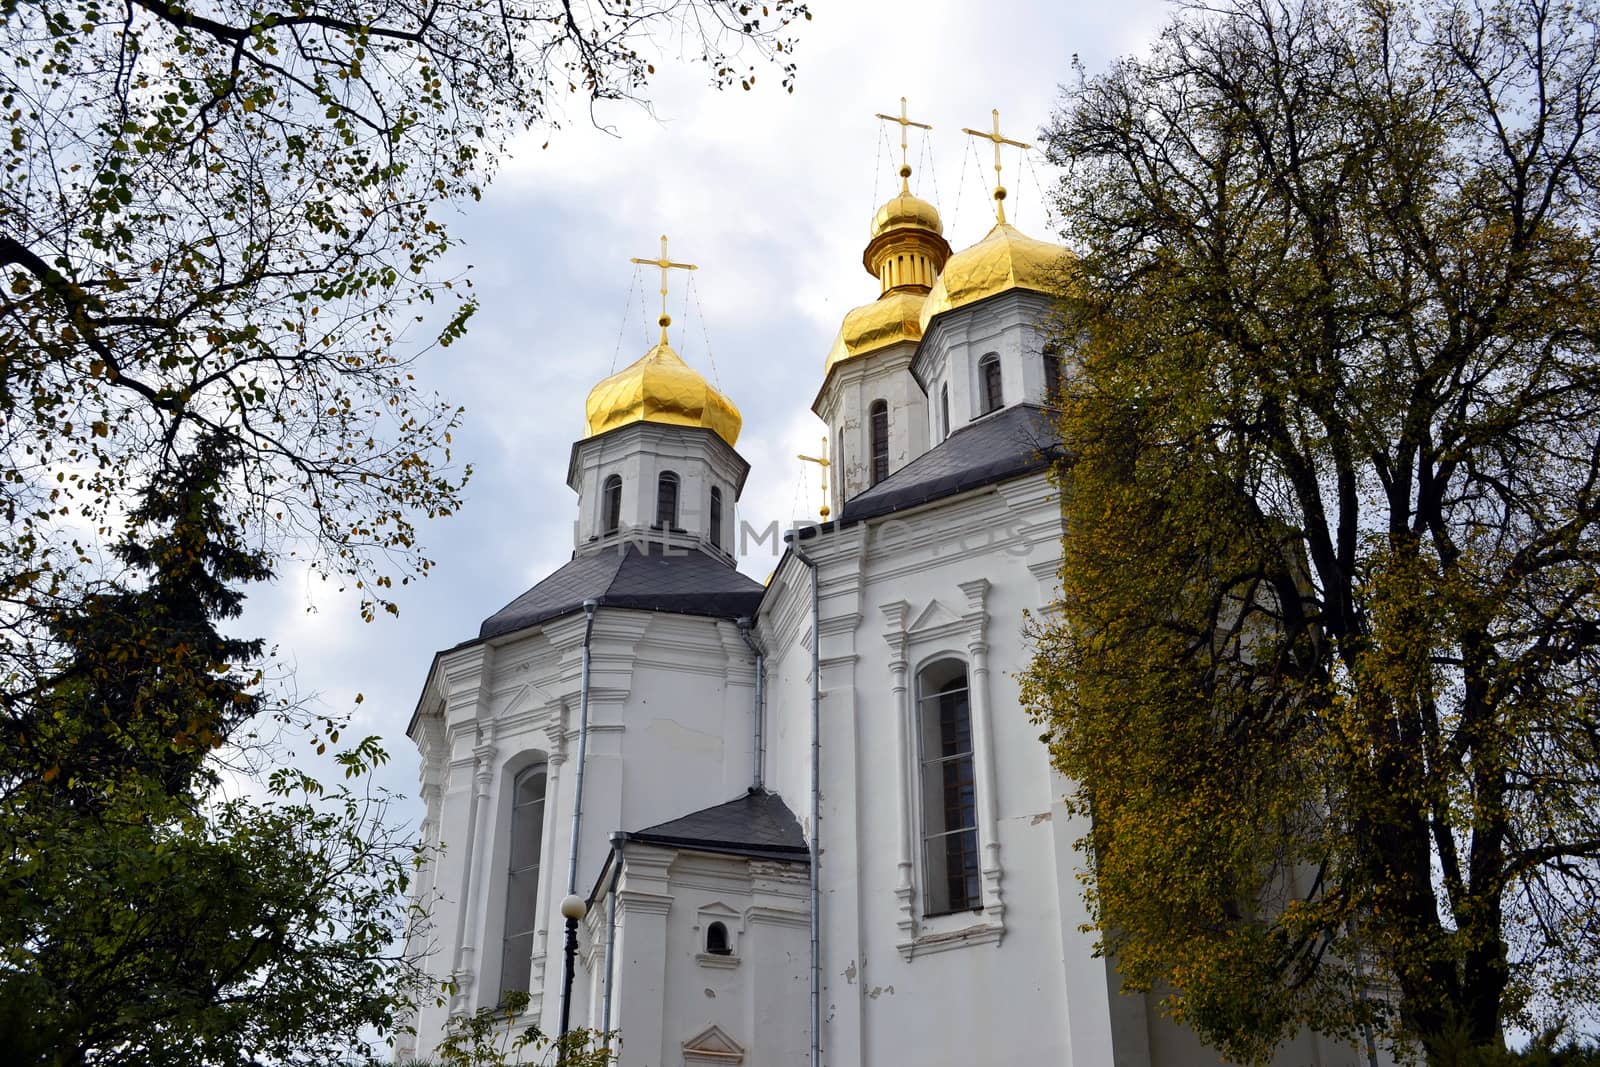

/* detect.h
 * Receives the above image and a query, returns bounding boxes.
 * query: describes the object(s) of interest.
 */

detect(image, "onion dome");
[919,219,1070,331]
[824,165,952,375]
[823,289,928,375]
[586,328,741,447]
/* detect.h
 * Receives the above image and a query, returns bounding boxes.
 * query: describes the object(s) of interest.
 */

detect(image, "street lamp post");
[556,893,587,1065]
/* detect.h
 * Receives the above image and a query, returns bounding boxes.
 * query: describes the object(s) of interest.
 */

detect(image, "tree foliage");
[1,0,807,636]
[1023,0,1600,1062]
[0,755,425,1067]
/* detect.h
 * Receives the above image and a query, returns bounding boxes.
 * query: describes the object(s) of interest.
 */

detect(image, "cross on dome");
[961,109,1033,225]
[874,97,932,195]
[630,234,698,346]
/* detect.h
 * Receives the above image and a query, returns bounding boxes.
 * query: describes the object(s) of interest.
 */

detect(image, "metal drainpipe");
[601,834,624,1038]
[736,618,766,792]
[558,599,599,1053]
[793,546,821,1067]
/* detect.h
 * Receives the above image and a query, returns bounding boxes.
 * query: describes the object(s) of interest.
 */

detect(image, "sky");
[239,0,1172,823]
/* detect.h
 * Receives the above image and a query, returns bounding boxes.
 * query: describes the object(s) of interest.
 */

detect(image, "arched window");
[939,383,950,441]
[1043,345,1064,401]
[655,471,679,529]
[705,921,731,956]
[917,659,980,915]
[602,474,622,535]
[501,764,548,998]
[869,400,889,486]
[709,486,723,550]
[979,354,1003,415]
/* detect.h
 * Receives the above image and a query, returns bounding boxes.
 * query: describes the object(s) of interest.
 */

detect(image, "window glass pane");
[656,472,678,527]
[505,867,540,936]
[502,765,546,999]
[709,488,723,548]
[870,402,889,486]
[501,931,534,998]
[981,356,1003,413]
[603,476,621,534]
[510,798,544,871]
[917,660,980,915]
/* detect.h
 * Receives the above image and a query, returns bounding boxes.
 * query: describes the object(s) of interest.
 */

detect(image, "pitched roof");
[838,403,1062,524]
[478,542,764,640]
[624,789,809,863]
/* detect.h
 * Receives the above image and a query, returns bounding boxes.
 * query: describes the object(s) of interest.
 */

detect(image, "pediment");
[683,1024,744,1063]
[908,598,962,636]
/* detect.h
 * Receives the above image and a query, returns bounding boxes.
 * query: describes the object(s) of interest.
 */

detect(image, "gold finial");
[875,97,932,195]
[630,234,698,346]
[797,435,832,522]
[962,109,1032,225]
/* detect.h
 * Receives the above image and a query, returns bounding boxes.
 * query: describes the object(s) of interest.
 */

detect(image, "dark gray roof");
[478,542,764,640]
[838,403,1062,523]
[625,789,809,863]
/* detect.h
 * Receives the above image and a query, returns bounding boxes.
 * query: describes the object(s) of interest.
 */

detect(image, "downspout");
[558,599,598,1050]
[601,834,624,1037]
[736,618,766,792]
[793,546,822,1067]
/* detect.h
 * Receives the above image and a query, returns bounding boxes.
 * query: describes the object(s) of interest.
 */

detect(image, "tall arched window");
[655,471,679,529]
[939,383,950,441]
[917,659,980,915]
[602,474,622,535]
[709,486,723,549]
[869,400,889,486]
[501,764,548,998]
[979,354,1003,415]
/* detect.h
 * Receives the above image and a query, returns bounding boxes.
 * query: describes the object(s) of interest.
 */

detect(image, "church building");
[397,111,1379,1067]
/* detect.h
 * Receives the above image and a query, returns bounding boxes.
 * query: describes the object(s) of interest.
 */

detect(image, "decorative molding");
[908,597,962,636]
[616,891,674,917]
[897,917,1005,961]
[682,1024,745,1065]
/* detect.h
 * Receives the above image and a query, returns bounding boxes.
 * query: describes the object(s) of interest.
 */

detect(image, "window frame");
[705,921,732,956]
[1043,345,1064,401]
[500,762,549,1001]
[601,474,622,535]
[654,470,680,530]
[914,657,982,918]
[869,400,890,486]
[978,354,1003,416]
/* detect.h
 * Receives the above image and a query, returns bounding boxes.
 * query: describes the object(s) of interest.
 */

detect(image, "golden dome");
[822,289,927,375]
[586,339,741,447]
[920,221,1070,330]
[871,191,943,239]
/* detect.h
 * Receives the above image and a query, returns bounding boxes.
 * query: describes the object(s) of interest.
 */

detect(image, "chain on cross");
[631,234,698,346]
[962,109,1032,225]
[875,97,932,195]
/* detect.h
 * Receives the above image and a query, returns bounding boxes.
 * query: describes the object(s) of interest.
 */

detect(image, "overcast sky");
[240,0,1171,823]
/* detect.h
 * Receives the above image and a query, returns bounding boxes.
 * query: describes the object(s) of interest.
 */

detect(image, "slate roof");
[478,542,765,640]
[624,789,809,864]
[838,403,1062,524]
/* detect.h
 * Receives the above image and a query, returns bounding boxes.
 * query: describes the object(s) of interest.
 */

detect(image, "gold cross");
[875,97,932,194]
[630,234,698,346]
[961,109,1032,225]
[797,435,832,521]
